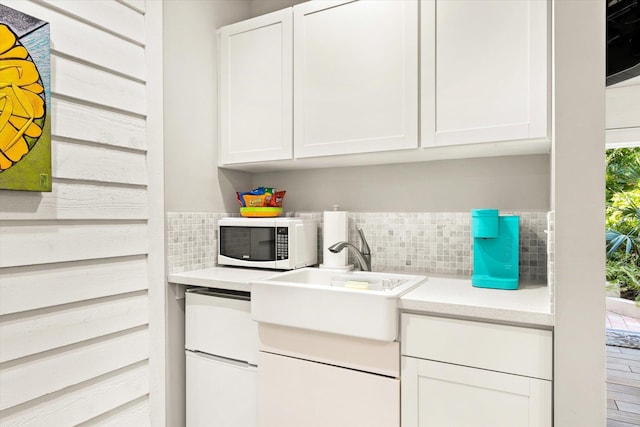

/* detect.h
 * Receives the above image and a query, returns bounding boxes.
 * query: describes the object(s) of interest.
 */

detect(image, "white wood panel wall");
[0,0,162,426]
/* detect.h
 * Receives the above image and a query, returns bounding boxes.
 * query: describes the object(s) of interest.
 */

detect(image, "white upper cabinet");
[217,0,550,171]
[293,0,419,158]
[219,9,293,165]
[421,0,549,147]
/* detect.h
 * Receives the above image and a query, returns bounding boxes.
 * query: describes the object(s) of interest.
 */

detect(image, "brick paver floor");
[607,311,640,333]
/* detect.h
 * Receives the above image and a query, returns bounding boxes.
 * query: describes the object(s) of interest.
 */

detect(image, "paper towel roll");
[322,210,349,268]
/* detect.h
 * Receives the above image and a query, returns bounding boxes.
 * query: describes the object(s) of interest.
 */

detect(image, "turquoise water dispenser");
[471,209,520,290]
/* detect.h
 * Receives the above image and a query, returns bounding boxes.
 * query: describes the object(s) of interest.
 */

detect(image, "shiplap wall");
[0,1,163,425]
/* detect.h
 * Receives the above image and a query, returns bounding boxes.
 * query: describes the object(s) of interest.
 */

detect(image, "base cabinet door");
[402,357,551,427]
[258,351,399,427]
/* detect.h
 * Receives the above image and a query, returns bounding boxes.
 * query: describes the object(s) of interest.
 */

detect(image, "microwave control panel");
[276,227,288,260]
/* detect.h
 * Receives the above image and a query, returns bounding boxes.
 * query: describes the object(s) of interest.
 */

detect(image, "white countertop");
[169,267,554,327]
[168,267,277,292]
[400,276,553,327]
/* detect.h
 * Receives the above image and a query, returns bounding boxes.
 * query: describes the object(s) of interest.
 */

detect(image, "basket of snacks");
[236,187,286,217]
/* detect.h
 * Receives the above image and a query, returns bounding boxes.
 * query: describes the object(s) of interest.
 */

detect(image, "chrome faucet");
[328,228,372,271]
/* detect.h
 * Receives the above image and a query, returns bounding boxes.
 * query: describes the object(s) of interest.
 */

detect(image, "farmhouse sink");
[251,268,427,341]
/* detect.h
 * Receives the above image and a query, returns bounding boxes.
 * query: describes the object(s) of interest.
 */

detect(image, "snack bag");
[243,194,268,207]
[236,192,245,207]
[237,187,266,207]
[263,187,276,204]
[269,190,286,207]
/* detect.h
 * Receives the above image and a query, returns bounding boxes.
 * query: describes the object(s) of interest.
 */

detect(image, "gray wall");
[252,154,551,212]
[163,0,252,213]
[249,0,308,16]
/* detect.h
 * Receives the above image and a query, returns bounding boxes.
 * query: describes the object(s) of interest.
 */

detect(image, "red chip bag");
[269,191,286,207]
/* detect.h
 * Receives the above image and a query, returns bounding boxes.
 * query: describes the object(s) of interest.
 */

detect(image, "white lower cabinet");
[259,352,399,427]
[186,351,257,427]
[401,314,552,427]
[256,323,400,427]
[401,357,551,427]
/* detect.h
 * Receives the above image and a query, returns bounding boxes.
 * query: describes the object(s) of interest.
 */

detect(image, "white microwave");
[217,217,317,270]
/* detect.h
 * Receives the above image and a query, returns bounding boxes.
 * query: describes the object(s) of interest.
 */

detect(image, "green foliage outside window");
[606,147,640,303]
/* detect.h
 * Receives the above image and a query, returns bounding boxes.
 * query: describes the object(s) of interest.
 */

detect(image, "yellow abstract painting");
[0,5,51,191]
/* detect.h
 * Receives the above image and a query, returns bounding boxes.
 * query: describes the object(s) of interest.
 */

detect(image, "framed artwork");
[0,4,51,192]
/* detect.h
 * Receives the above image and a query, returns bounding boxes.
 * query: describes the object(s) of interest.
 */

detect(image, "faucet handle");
[357,228,370,255]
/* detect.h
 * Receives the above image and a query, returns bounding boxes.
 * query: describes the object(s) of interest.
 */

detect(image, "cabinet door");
[422,0,548,147]
[293,0,418,158]
[219,9,292,165]
[402,357,551,427]
[258,351,399,427]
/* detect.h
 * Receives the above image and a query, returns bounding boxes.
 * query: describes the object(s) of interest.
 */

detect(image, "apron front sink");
[251,268,427,341]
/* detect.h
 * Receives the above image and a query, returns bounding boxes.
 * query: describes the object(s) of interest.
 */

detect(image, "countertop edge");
[167,267,277,293]
[399,300,554,327]
[399,276,554,328]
